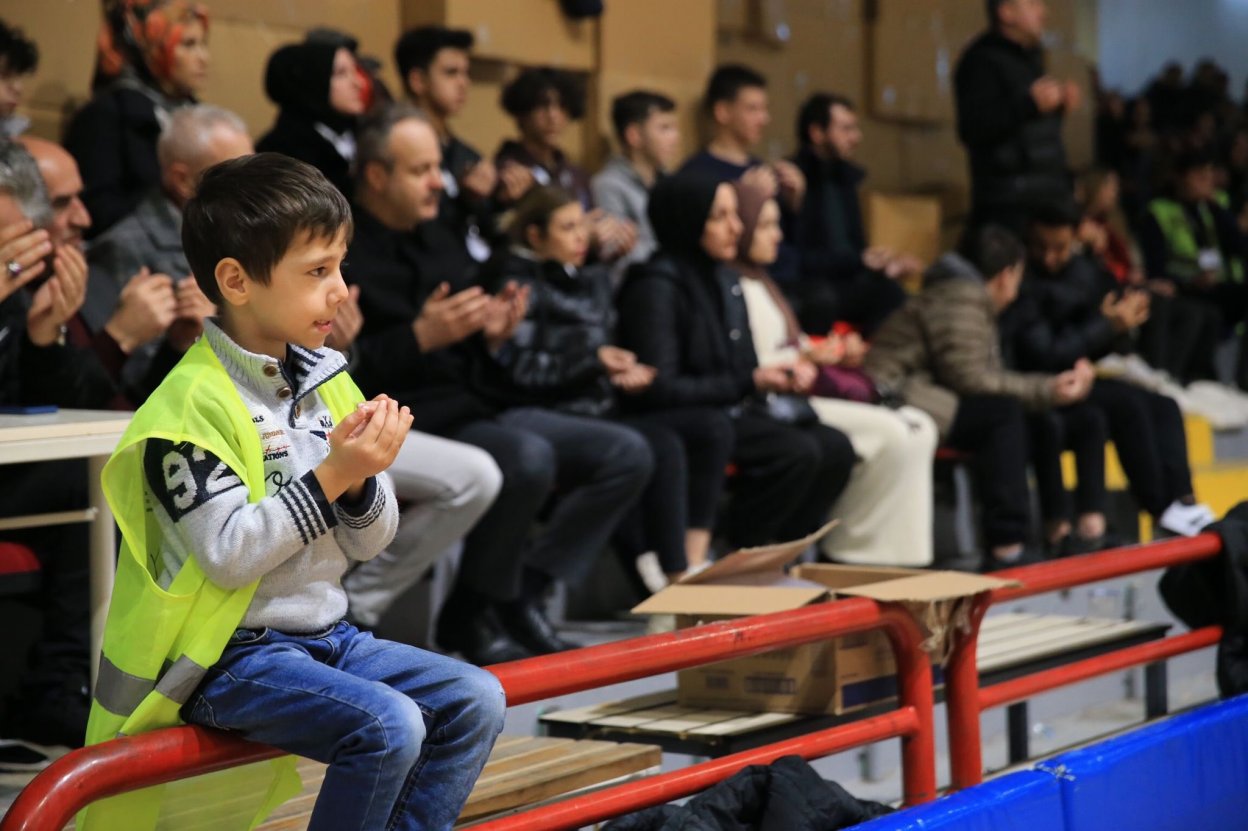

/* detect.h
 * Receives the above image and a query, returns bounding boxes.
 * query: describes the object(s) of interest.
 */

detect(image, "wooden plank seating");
[247,736,660,830]
[51,737,658,830]
[540,613,1172,763]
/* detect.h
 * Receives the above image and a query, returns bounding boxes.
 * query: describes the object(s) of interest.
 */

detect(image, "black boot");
[435,587,534,666]
[496,596,579,655]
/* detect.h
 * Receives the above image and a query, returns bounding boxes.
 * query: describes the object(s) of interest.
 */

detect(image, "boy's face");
[1029,223,1076,276]
[520,96,569,150]
[987,262,1024,313]
[715,86,769,149]
[634,110,681,171]
[410,47,470,117]
[0,63,28,118]
[230,228,351,357]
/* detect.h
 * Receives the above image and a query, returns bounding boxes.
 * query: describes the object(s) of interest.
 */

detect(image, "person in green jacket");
[83,152,504,831]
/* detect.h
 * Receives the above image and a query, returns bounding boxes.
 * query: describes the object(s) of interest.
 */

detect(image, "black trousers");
[0,460,90,702]
[785,271,908,336]
[1088,379,1194,516]
[1028,402,1109,525]
[1137,292,1222,384]
[451,410,653,601]
[946,395,1031,547]
[614,408,735,574]
[723,413,856,549]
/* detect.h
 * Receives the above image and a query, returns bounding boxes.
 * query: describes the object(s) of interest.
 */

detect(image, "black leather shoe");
[496,597,579,655]
[436,602,534,666]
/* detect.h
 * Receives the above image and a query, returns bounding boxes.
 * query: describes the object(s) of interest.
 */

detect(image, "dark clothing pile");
[603,755,892,831]
[1160,501,1248,698]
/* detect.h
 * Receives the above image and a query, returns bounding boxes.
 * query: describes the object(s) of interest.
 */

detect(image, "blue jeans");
[182,621,506,830]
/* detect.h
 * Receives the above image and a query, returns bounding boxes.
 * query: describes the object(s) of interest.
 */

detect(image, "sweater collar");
[204,319,347,412]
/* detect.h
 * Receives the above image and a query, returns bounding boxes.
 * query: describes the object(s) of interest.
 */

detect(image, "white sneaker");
[635,551,669,594]
[1157,501,1216,537]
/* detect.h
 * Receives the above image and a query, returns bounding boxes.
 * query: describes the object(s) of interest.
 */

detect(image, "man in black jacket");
[1007,202,1214,539]
[956,0,1078,236]
[778,93,912,335]
[347,104,651,665]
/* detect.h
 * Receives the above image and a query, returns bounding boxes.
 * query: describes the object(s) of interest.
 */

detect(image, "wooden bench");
[251,736,660,830]
[540,613,1172,765]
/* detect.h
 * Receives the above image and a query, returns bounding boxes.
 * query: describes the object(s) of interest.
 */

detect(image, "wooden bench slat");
[538,690,679,725]
[978,619,1148,662]
[460,742,659,821]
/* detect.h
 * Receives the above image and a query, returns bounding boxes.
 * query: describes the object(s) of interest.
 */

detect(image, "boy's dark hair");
[796,92,854,146]
[1173,147,1216,175]
[968,224,1026,278]
[986,0,1007,24]
[183,153,353,305]
[610,90,675,142]
[507,185,577,246]
[1028,199,1082,231]
[0,20,38,76]
[394,26,473,81]
[501,67,585,120]
[703,64,766,114]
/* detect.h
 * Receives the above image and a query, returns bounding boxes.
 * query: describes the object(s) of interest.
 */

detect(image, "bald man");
[85,105,251,338]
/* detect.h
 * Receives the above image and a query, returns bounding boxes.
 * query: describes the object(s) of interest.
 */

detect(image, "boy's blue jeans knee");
[183,621,506,831]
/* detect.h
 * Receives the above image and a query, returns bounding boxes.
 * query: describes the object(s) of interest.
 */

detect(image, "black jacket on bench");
[602,755,891,831]
[1160,500,1248,698]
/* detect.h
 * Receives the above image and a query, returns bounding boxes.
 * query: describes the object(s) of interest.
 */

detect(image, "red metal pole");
[878,604,938,805]
[469,709,922,831]
[989,533,1222,603]
[946,593,991,791]
[944,534,1223,791]
[3,599,939,830]
[0,727,281,831]
[979,627,1222,711]
[491,597,885,705]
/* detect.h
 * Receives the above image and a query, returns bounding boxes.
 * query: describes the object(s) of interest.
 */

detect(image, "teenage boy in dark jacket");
[1009,203,1215,538]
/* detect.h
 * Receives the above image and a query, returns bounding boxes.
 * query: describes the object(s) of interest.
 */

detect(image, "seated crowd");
[0,0,1236,772]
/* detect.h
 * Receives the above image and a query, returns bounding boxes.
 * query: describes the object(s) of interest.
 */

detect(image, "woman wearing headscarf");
[256,41,366,197]
[731,180,939,567]
[65,0,209,238]
[616,171,856,550]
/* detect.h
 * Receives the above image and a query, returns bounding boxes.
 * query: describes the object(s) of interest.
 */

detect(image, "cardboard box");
[865,191,944,268]
[633,524,1012,715]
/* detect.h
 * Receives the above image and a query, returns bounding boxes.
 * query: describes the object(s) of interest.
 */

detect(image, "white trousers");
[343,431,502,626]
[809,398,938,567]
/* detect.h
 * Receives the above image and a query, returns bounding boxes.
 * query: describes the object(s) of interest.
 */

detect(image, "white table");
[0,409,131,686]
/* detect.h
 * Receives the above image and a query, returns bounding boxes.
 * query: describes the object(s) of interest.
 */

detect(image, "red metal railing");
[1,597,937,831]
[945,532,1224,790]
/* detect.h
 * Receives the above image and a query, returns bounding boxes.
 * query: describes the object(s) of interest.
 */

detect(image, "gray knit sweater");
[142,320,398,632]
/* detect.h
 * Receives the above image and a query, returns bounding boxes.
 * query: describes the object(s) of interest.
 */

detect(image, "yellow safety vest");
[79,336,363,831]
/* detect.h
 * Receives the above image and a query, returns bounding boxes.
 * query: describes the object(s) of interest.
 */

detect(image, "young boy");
[82,153,505,831]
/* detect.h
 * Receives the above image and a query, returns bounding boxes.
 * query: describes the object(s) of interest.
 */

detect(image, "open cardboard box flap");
[632,520,1020,627]
[831,570,1013,602]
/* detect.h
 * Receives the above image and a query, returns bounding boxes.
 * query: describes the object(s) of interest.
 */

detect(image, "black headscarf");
[263,42,354,133]
[648,170,723,264]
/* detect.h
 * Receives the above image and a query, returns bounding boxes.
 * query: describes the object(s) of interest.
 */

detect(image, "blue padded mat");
[1043,694,1248,831]
[848,770,1063,831]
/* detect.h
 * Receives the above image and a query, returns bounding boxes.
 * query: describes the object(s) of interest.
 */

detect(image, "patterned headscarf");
[95,0,209,87]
